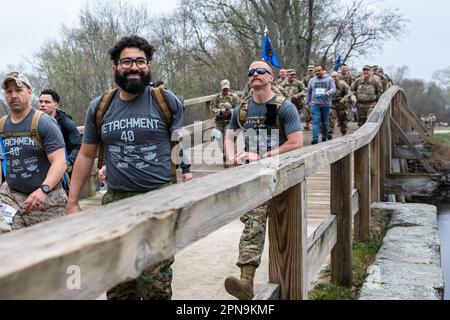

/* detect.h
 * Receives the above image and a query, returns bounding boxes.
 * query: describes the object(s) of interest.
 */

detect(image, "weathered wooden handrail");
[0,86,412,299]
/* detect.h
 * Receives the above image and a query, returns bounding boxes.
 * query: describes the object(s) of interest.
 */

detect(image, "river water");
[438,203,450,300]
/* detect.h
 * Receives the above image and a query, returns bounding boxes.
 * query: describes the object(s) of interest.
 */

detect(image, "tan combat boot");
[224,265,256,300]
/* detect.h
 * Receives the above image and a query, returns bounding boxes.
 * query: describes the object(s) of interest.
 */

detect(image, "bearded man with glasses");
[66,35,192,300]
[224,60,304,300]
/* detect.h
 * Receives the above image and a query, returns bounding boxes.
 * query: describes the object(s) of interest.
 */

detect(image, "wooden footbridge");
[0,86,434,299]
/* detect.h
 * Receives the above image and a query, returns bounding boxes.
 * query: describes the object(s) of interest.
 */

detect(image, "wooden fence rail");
[0,86,420,299]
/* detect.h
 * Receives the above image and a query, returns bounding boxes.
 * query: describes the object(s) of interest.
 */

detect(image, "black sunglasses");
[248,68,272,77]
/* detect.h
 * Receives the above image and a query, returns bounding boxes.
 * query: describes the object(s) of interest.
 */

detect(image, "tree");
[182,0,406,75]
[31,0,153,125]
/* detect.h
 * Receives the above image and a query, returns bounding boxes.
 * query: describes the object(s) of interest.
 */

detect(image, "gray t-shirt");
[229,96,302,153]
[83,88,184,192]
[2,109,65,194]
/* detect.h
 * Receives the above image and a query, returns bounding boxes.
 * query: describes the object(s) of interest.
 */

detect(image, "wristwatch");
[40,184,51,194]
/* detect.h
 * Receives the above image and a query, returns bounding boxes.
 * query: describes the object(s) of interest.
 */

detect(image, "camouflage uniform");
[103,184,174,300]
[340,72,354,87]
[372,75,385,94]
[375,72,390,92]
[350,77,383,127]
[302,74,314,88]
[280,79,310,129]
[274,77,287,87]
[0,182,66,230]
[329,80,352,138]
[237,204,268,267]
[210,92,240,138]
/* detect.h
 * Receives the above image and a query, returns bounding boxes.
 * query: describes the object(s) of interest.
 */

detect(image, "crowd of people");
[211,63,393,146]
[0,33,395,301]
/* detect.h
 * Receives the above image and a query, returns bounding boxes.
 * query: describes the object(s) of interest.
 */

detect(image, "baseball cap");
[221,79,230,90]
[307,65,315,71]
[362,65,371,70]
[2,72,32,90]
[287,69,297,76]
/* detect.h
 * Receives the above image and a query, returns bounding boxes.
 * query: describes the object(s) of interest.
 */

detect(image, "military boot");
[224,265,256,300]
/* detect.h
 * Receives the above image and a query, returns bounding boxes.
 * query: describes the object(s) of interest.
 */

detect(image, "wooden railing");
[0,86,425,299]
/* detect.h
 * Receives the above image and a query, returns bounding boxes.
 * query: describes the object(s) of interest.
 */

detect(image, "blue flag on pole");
[334,54,342,72]
[262,33,281,69]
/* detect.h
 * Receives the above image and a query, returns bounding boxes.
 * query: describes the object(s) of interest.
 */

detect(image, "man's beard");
[115,69,152,94]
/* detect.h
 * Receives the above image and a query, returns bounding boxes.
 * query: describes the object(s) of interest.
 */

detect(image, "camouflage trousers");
[102,185,174,300]
[237,204,268,268]
[0,182,66,230]
[329,104,350,136]
[301,107,311,130]
[215,120,230,138]
[357,103,376,127]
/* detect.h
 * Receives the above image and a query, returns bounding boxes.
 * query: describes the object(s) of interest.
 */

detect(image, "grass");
[433,132,450,148]
[309,215,389,300]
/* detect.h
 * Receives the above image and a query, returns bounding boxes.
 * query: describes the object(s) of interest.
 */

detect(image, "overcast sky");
[0,0,448,81]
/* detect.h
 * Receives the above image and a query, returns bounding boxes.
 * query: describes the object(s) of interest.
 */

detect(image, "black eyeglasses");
[248,68,272,77]
[118,57,149,69]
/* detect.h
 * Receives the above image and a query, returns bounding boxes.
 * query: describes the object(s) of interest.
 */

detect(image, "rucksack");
[237,93,287,137]
[95,87,178,184]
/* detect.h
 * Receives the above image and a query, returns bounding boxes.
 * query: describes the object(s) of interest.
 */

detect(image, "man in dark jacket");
[39,89,81,186]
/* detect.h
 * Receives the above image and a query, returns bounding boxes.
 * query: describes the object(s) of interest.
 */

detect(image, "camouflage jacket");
[350,77,383,104]
[376,72,391,92]
[302,75,314,87]
[279,79,307,100]
[275,77,287,86]
[332,80,352,103]
[210,92,240,121]
[340,73,354,86]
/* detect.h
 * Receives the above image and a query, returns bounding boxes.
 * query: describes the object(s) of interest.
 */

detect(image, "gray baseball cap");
[221,79,230,90]
[2,72,32,90]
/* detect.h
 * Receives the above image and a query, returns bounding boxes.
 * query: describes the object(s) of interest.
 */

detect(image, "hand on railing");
[182,173,193,182]
[234,151,260,165]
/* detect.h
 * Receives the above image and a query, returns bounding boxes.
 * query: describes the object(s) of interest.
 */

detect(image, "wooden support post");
[391,117,436,174]
[379,119,387,201]
[269,181,308,300]
[370,133,380,203]
[331,155,352,287]
[385,114,392,174]
[354,145,370,241]
[391,95,401,147]
[205,101,213,120]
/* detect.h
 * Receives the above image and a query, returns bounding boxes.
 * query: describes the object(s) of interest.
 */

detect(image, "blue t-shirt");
[229,96,302,153]
[83,88,184,192]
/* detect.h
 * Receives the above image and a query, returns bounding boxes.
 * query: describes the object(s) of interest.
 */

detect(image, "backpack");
[237,93,287,137]
[0,110,45,178]
[95,87,178,184]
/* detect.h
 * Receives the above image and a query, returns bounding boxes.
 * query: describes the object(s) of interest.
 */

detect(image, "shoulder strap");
[30,110,44,149]
[237,94,286,135]
[95,88,119,169]
[0,115,8,135]
[274,94,287,138]
[237,95,252,130]
[151,87,173,125]
[151,87,178,184]
[0,112,45,149]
